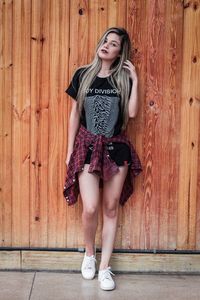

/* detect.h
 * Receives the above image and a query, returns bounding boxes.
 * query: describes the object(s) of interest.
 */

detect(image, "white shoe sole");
[82,273,96,280]
[99,284,115,291]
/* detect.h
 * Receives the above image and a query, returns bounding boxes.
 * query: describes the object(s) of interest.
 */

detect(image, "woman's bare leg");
[78,164,100,256]
[99,166,128,270]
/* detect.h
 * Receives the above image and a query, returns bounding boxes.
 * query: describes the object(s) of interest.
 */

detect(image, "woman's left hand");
[123,60,138,83]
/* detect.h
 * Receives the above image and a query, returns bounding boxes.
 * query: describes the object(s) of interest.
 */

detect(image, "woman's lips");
[101,49,108,54]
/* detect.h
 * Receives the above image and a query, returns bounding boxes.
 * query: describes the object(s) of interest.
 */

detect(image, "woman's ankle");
[85,245,95,256]
[99,263,109,271]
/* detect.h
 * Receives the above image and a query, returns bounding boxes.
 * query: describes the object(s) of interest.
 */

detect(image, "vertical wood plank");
[12,0,31,246]
[98,0,108,36]
[107,0,117,27]
[30,0,50,247]
[196,122,200,248]
[177,0,200,249]
[65,0,83,248]
[0,0,4,246]
[143,0,166,249]
[123,0,146,250]
[30,0,42,247]
[116,0,127,27]
[0,0,13,246]
[56,0,69,247]
[37,0,51,247]
[47,0,60,247]
[157,0,183,249]
[88,1,99,62]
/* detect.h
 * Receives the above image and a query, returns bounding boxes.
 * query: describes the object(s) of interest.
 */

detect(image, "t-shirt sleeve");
[65,68,85,100]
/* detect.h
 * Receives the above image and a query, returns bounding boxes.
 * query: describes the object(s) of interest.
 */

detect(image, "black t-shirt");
[65,67,131,137]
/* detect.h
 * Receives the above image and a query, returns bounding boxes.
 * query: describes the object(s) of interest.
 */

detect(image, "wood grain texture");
[48,0,65,247]
[0,0,4,246]
[0,0,12,247]
[144,0,167,249]
[0,0,199,251]
[177,0,200,250]
[1,250,200,273]
[57,0,69,248]
[11,0,31,246]
[0,251,21,269]
[21,251,200,272]
[30,0,50,247]
[156,0,183,249]
[124,0,146,250]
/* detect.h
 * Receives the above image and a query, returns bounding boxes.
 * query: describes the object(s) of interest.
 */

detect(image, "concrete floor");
[0,271,200,300]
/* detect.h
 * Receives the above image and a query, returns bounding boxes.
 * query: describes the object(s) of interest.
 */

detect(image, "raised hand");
[123,60,138,83]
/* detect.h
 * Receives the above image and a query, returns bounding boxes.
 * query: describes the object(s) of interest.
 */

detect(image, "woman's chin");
[98,54,116,62]
[98,53,108,59]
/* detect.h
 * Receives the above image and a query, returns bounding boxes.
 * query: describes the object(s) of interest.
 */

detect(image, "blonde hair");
[76,27,132,129]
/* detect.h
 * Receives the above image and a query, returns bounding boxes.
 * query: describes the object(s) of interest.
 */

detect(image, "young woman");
[63,27,142,291]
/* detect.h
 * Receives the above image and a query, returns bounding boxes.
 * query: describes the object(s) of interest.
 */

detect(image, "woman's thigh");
[103,166,128,208]
[78,164,100,211]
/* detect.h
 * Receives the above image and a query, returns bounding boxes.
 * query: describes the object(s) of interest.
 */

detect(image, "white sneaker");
[81,252,96,280]
[98,267,115,291]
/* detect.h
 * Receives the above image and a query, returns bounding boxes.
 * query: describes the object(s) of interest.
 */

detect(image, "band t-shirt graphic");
[65,68,126,138]
[65,67,133,166]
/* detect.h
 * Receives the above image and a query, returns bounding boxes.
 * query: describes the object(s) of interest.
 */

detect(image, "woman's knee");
[82,205,98,219]
[103,199,119,219]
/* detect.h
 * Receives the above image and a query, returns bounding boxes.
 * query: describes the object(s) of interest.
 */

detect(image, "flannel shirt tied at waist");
[63,125,142,206]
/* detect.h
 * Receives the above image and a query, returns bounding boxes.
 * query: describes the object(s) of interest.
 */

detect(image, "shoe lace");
[84,256,96,270]
[101,267,115,281]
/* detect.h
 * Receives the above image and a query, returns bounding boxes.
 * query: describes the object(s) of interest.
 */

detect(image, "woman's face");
[97,32,122,62]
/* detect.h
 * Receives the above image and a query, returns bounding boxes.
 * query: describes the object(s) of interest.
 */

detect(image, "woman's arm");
[128,80,139,118]
[66,100,80,165]
[123,60,139,118]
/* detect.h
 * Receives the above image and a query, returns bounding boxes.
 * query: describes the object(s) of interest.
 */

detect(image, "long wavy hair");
[76,27,132,129]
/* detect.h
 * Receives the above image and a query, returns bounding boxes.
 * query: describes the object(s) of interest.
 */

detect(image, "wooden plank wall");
[0,0,199,251]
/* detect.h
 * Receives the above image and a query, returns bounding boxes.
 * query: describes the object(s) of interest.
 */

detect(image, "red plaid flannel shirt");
[63,125,142,206]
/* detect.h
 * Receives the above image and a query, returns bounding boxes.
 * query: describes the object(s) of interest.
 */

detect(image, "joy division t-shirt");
[65,67,132,137]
